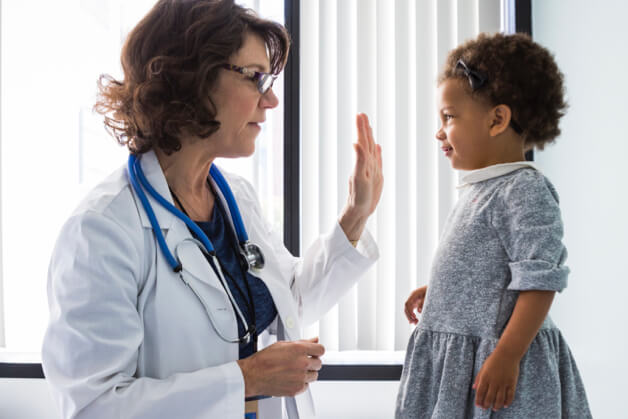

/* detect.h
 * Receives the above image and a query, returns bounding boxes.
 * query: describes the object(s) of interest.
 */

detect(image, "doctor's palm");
[347,113,383,217]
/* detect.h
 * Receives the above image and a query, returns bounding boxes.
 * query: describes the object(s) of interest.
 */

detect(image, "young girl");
[396,33,592,418]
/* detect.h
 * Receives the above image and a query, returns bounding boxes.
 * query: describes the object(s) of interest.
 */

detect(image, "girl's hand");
[404,286,427,324]
[339,113,383,242]
[473,350,519,411]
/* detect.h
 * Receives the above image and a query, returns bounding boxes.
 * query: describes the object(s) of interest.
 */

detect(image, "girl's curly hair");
[439,32,567,150]
[94,0,290,154]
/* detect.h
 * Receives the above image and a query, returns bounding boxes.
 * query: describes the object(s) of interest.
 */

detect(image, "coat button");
[286,317,295,329]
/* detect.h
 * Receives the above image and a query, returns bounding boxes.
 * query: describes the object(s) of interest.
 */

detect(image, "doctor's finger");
[367,119,375,155]
[357,113,373,152]
[353,143,367,175]
[307,356,323,371]
[300,342,325,357]
[304,370,319,384]
[356,114,370,152]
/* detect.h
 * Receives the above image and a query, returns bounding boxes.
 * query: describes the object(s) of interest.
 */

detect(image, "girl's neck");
[478,132,527,168]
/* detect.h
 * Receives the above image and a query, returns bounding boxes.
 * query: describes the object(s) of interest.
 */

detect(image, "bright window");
[0,0,284,352]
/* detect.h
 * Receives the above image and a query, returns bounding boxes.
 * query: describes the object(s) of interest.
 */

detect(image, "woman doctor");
[42,1,382,418]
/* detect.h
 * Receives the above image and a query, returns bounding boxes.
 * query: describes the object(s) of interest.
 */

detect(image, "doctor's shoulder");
[52,164,146,273]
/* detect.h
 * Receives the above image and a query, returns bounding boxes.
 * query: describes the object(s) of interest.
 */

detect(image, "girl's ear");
[488,104,513,137]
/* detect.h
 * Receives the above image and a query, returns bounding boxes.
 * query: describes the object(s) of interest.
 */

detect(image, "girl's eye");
[443,114,454,120]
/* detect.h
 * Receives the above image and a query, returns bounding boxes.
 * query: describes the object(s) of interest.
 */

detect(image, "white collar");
[457,161,538,189]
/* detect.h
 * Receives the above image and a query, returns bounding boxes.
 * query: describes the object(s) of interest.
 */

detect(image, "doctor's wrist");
[237,358,259,398]
[338,206,368,242]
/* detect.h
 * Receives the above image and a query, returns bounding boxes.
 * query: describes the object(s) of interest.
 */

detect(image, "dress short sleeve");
[491,169,569,292]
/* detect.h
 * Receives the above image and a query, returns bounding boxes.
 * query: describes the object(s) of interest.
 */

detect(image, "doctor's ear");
[488,104,513,137]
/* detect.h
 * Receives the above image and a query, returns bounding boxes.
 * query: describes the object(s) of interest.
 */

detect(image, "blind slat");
[318,0,340,350]
[415,0,439,297]
[300,0,321,342]
[336,0,358,351]
[393,0,414,350]
[355,0,378,351]
[374,0,397,351]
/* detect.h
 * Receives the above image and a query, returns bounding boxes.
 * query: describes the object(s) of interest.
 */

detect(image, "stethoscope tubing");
[209,164,249,244]
[177,242,252,344]
[127,155,181,270]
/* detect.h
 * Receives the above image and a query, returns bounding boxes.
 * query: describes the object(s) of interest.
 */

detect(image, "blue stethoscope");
[127,154,265,345]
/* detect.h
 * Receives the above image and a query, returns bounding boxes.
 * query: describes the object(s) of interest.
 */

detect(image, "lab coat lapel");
[254,252,301,341]
[220,175,302,342]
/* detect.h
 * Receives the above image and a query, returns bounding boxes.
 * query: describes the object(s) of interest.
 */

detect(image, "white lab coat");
[42,150,378,419]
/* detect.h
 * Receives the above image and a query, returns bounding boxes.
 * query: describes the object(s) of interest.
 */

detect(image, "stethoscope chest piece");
[241,242,265,271]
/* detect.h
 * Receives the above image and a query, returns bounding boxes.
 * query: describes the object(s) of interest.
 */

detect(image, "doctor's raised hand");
[41,1,379,419]
[339,113,384,245]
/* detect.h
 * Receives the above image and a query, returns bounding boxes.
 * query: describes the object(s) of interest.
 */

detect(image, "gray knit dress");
[395,166,592,418]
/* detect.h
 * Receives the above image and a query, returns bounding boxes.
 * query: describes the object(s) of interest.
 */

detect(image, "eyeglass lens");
[258,74,275,94]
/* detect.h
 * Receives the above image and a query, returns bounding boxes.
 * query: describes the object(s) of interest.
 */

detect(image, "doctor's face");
[208,32,279,158]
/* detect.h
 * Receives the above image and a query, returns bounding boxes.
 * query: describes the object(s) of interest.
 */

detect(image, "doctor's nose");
[260,88,279,109]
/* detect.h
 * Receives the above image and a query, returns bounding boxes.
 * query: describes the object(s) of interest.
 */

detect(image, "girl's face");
[435,78,495,170]
[208,32,279,158]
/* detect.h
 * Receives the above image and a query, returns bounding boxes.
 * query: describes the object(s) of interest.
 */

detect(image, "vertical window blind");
[300,0,503,353]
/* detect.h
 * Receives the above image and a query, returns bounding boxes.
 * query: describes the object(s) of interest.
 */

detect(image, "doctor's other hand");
[339,113,384,242]
[405,286,427,325]
[237,337,324,398]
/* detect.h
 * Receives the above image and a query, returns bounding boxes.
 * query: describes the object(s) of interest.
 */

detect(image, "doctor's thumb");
[305,337,319,343]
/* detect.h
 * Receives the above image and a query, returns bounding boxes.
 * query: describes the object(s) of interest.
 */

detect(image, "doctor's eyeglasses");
[222,64,277,95]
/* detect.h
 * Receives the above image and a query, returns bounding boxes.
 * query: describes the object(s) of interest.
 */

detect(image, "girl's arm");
[473,290,555,411]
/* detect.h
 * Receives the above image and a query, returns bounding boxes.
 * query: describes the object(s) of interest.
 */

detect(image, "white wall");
[0,379,58,419]
[532,1,628,418]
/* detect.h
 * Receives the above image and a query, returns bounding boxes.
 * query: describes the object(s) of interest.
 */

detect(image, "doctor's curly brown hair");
[94,0,290,155]
[439,32,567,150]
